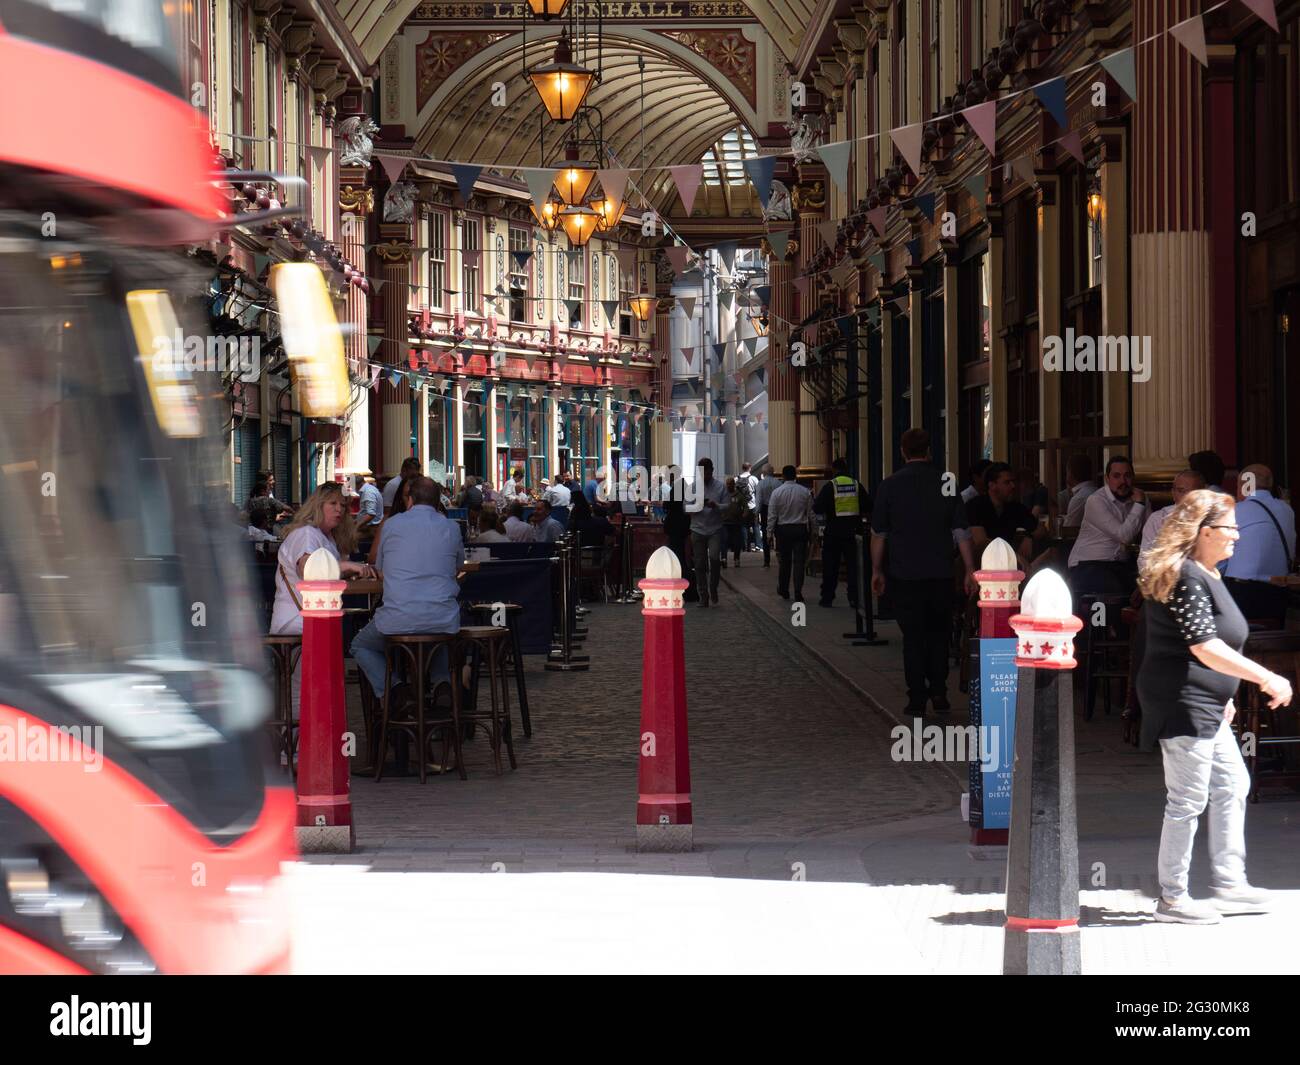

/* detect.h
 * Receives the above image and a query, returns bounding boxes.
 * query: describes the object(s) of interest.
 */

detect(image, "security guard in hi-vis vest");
[813,457,872,608]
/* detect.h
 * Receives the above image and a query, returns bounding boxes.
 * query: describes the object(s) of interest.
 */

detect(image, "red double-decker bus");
[0,0,298,974]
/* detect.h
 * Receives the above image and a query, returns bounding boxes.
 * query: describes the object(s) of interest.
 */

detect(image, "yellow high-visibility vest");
[832,475,860,517]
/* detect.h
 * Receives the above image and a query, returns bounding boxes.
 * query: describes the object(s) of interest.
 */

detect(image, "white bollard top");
[303,546,341,582]
[645,545,682,581]
[980,537,1017,572]
[1019,568,1073,619]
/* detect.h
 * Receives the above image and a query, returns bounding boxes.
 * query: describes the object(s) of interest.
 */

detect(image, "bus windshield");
[0,217,271,837]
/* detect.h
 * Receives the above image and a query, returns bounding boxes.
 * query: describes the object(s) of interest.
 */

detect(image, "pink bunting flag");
[793,275,810,301]
[1169,14,1208,67]
[377,153,409,184]
[1059,131,1085,164]
[1241,0,1278,31]
[665,245,691,275]
[680,346,695,367]
[867,207,888,238]
[890,122,924,178]
[961,100,998,155]
[668,165,703,216]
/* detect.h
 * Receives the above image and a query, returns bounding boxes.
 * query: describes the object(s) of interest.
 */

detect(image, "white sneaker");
[1154,896,1222,925]
[1210,885,1273,913]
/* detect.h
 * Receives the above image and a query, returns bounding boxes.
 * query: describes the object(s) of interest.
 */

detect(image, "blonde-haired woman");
[271,483,373,636]
[1137,489,1291,924]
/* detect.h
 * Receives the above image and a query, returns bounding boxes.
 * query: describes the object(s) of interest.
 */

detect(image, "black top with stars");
[1137,559,1249,740]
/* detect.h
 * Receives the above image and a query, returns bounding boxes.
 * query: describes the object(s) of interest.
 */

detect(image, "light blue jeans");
[350,621,450,699]
[1157,718,1251,900]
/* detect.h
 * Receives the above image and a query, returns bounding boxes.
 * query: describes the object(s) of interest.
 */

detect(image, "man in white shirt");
[1060,453,1100,529]
[542,478,571,508]
[1140,469,1205,561]
[767,464,814,602]
[503,501,535,542]
[961,458,992,505]
[1068,455,1147,596]
[382,457,420,517]
[689,457,730,607]
[737,461,760,551]
[1224,463,1295,624]
[501,468,527,504]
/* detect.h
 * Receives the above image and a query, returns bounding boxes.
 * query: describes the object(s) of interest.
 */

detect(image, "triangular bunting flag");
[377,153,409,184]
[1012,155,1036,185]
[451,163,482,204]
[564,298,581,320]
[678,295,697,319]
[716,241,737,275]
[816,141,852,190]
[620,350,632,368]
[665,245,691,275]
[742,156,776,207]
[522,168,557,217]
[253,253,271,276]
[752,284,771,306]
[836,314,854,339]
[867,251,886,272]
[793,275,810,300]
[307,145,332,169]
[818,220,838,249]
[669,165,703,216]
[1059,131,1085,164]
[367,335,383,356]
[865,304,880,326]
[906,238,921,262]
[587,349,601,368]
[368,365,382,390]
[718,289,734,311]
[768,230,791,259]
[868,207,888,238]
[1240,0,1279,31]
[964,173,988,212]
[1032,77,1068,127]
[511,249,533,270]
[615,248,637,276]
[680,346,695,367]
[743,336,758,357]
[1169,14,1208,67]
[602,300,620,325]
[915,192,936,223]
[713,342,728,359]
[524,350,537,370]
[369,277,385,295]
[597,168,630,208]
[890,123,924,177]
[961,100,998,155]
[756,367,767,387]
[1099,48,1138,102]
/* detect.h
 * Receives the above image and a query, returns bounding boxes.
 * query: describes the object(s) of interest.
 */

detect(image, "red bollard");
[974,538,1024,640]
[294,548,355,853]
[636,546,692,852]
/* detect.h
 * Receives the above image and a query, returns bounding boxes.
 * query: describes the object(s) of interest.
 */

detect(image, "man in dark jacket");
[813,457,871,608]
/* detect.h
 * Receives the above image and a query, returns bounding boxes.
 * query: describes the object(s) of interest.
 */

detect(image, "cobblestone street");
[287,562,1300,974]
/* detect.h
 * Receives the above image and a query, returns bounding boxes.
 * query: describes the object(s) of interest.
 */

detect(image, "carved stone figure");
[763,179,793,222]
[337,115,380,167]
[383,181,418,223]
[785,115,822,165]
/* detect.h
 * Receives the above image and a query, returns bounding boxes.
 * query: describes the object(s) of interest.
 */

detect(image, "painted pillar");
[376,230,414,478]
[1130,0,1214,479]
[1035,168,1062,486]
[767,257,796,471]
[1204,46,1237,464]
[941,226,961,475]
[338,173,372,476]
[987,200,1009,462]
[880,287,895,476]
[1097,126,1131,455]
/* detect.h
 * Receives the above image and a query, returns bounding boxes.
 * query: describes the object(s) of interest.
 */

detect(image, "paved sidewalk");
[284,558,1300,974]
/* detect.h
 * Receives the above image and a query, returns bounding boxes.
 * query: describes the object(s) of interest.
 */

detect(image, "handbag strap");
[277,554,304,611]
[1247,497,1293,571]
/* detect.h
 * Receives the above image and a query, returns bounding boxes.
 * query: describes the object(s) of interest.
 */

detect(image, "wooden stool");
[373,633,463,784]
[456,626,518,775]
[468,602,532,737]
[262,635,301,775]
[1078,594,1132,720]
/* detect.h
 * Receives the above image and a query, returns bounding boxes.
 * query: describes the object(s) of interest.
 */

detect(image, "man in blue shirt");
[350,477,463,700]
[529,499,565,543]
[1225,463,1296,624]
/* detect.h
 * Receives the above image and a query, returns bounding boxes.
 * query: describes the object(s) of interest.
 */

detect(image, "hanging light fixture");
[554,162,598,206]
[627,293,658,322]
[558,204,599,246]
[525,0,571,17]
[528,33,594,122]
[529,195,563,231]
[590,192,627,231]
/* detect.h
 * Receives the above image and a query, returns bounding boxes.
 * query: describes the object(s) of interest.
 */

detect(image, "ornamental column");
[375,234,414,479]
[766,253,797,471]
[339,174,372,475]
[1035,165,1062,487]
[1130,0,1214,480]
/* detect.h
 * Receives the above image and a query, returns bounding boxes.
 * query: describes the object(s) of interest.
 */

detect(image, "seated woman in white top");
[272,483,373,635]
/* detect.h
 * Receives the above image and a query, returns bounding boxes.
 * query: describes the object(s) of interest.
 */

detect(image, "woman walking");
[1137,490,1292,924]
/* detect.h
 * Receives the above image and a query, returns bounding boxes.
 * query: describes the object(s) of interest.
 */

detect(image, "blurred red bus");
[0,0,295,974]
